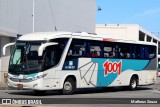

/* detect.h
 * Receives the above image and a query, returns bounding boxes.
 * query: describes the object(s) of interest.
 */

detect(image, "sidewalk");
[0,82,8,90]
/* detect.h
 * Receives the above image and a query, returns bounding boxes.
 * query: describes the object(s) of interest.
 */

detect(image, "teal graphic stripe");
[92,58,150,86]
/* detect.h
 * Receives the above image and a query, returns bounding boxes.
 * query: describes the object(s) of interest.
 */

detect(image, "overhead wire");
[49,0,57,31]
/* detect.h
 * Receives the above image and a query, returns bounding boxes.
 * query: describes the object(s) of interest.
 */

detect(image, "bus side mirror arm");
[3,42,15,55]
[38,42,58,56]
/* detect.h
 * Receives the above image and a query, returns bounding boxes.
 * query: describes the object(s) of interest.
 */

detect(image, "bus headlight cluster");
[31,73,47,81]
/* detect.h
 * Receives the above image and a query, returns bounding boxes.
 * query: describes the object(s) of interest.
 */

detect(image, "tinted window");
[67,39,86,57]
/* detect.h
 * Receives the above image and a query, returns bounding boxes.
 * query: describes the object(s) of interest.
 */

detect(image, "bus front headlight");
[31,73,47,81]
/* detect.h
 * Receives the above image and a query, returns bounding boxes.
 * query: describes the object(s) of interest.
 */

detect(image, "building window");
[147,36,152,42]
[158,42,160,54]
[153,39,157,44]
[139,31,145,41]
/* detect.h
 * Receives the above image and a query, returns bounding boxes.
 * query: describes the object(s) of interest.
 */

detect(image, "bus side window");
[90,41,101,57]
[118,43,130,59]
[140,47,145,59]
[68,49,73,56]
[104,46,112,58]
[136,47,141,59]
[91,50,99,57]
[70,46,82,56]
[104,53,109,57]
[129,45,133,59]
[115,46,119,58]
[145,47,149,59]
[119,48,124,58]
[67,39,86,57]
[149,46,156,59]
[109,51,115,58]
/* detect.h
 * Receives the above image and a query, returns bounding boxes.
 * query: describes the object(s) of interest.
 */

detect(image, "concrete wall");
[0,0,96,34]
[0,0,96,83]
[0,36,15,82]
[1,37,9,72]
[96,24,160,42]
[96,24,139,41]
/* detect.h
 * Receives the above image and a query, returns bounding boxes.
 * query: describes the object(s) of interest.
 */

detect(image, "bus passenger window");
[149,47,155,59]
[69,46,83,56]
[136,48,141,59]
[149,54,155,58]
[144,47,149,59]
[68,49,73,56]
[126,53,130,58]
[140,47,145,59]
[68,39,86,57]
[91,50,98,57]
[132,53,135,58]
[73,47,82,56]
[109,52,115,58]
[120,52,124,58]
[90,42,101,57]
[104,53,109,57]
[130,46,136,59]
[104,46,112,58]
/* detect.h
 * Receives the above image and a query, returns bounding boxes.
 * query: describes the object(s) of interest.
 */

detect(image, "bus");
[157,55,160,76]
[3,32,157,94]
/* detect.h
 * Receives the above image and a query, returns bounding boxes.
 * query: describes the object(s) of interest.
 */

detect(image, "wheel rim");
[64,81,72,91]
[131,79,137,89]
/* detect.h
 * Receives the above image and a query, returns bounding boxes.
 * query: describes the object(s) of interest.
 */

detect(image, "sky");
[96,0,160,35]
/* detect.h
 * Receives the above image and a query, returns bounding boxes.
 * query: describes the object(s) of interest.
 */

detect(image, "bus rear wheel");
[62,78,75,95]
[129,76,138,90]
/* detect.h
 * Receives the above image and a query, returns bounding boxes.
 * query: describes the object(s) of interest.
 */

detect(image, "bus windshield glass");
[9,41,44,74]
[9,38,68,74]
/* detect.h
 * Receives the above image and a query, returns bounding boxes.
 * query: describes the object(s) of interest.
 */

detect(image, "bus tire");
[62,78,75,95]
[129,76,138,90]
[34,90,46,95]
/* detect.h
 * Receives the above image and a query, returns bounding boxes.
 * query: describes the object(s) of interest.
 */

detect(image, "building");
[96,24,160,54]
[0,0,96,34]
[0,29,16,82]
[0,0,96,82]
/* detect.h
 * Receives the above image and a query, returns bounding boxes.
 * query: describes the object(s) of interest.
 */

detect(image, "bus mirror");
[3,42,15,55]
[38,42,58,56]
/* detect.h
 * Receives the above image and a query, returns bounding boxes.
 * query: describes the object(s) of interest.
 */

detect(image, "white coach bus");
[3,32,157,94]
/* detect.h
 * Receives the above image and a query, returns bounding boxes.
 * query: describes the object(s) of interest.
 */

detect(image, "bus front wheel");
[62,78,75,95]
[129,76,138,90]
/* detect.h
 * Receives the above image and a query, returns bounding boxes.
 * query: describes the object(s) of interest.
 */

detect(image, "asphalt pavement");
[0,77,160,107]
[0,76,160,90]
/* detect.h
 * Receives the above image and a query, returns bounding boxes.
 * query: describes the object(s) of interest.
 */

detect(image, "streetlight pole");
[32,0,35,32]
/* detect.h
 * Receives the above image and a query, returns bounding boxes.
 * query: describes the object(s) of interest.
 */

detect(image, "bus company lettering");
[103,60,122,76]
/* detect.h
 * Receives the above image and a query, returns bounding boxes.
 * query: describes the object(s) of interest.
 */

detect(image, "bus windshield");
[9,38,68,74]
[158,63,160,71]
[9,41,44,74]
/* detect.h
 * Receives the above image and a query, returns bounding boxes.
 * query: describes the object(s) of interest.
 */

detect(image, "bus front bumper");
[7,78,61,90]
[7,78,44,90]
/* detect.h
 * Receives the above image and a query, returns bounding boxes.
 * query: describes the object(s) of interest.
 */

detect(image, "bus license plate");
[17,84,23,89]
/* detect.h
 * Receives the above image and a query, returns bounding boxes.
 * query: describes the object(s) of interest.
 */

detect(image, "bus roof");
[18,32,72,41]
[18,31,157,46]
